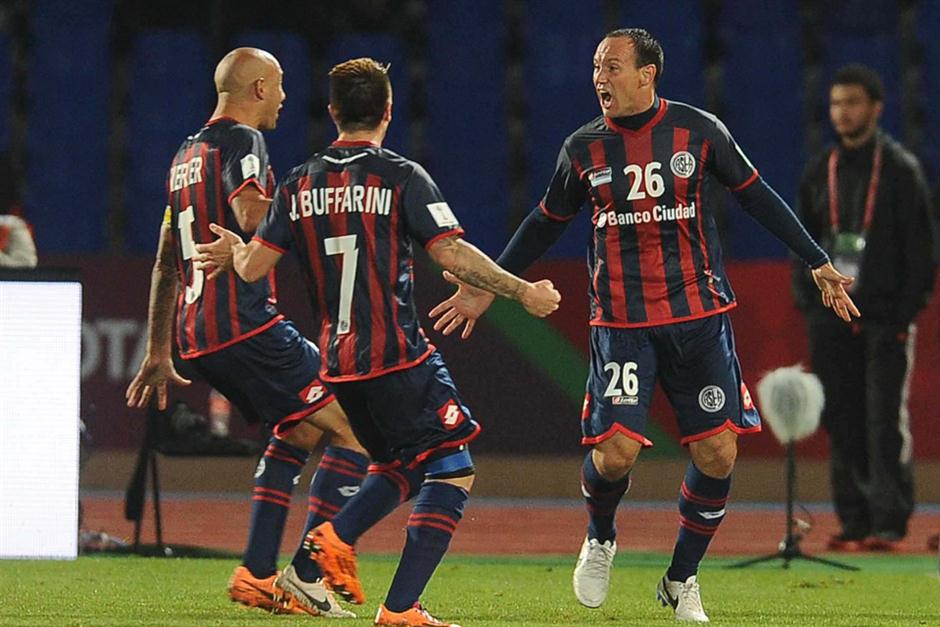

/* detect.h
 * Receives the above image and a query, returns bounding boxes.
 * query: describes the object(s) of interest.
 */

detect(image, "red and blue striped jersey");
[541,99,759,327]
[255,140,463,381]
[167,117,282,358]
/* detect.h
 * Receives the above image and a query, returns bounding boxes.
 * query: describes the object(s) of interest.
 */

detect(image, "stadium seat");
[124,30,210,253]
[522,0,604,258]
[822,0,898,35]
[621,0,705,107]
[326,34,409,155]
[916,2,940,185]
[25,0,111,252]
[232,31,311,179]
[721,0,800,31]
[720,16,803,259]
[0,34,11,154]
[424,0,507,255]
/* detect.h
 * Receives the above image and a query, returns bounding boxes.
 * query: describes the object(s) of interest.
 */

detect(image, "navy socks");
[667,463,731,581]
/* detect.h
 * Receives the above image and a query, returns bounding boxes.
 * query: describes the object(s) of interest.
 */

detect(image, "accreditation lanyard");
[827,139,882,238]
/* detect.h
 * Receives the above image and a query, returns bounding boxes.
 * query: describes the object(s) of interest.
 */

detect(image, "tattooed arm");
[126,223,191,410]
[427,235,560,317]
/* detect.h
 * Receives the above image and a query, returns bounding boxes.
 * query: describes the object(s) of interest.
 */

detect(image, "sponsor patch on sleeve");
[240,153,261,180]
[588,166,612,187]
[427,202,459,228]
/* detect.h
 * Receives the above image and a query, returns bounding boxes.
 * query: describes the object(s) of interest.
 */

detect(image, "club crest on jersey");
[437,399,466,430]
[670,151,696,179]
[698,385,726,413]
[588,166,612,187]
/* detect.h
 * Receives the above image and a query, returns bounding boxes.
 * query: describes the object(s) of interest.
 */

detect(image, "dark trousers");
[806,315,915,538]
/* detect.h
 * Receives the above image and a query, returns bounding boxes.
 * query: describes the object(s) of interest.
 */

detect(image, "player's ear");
[639,64,655,88]
[253,77,266,101]
[383,100,392,122]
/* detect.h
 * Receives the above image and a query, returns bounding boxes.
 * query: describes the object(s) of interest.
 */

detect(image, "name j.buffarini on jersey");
[596,200,696,228]
[288,185,393,220]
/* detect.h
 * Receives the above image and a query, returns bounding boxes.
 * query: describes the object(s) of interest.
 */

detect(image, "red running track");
[81,495,939,557]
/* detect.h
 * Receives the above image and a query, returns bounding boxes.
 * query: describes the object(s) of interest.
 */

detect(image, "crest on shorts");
[437,399,466,430]
[698,385,726,413]
[670,151,696,179]
[299,379,326,404]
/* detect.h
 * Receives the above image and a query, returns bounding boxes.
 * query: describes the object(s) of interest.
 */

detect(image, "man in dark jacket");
[794,64,934,551]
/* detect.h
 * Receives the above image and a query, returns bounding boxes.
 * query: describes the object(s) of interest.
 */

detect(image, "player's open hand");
[193,223,243,280]
[125,355,191,411]
[522,279,561,317]
[811,261,861,323]
[429,270,496,339]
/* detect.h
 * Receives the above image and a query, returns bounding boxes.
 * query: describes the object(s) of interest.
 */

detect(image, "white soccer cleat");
[572,536,616,608]
[656,574,709,622]
[274,564,356,618]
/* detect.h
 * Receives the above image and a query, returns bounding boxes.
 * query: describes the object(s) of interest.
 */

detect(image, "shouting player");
[431,29,859,622]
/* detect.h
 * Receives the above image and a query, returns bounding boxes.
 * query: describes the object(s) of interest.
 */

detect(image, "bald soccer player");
[126,48,366,618]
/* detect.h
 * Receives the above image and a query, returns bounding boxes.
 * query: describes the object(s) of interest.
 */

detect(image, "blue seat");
[124,30,210,253]
[823,0,898,35]
[523,0,604,258]
[0,35,11,153]
[916,2,940,185]
[621,0,705,107]
[326,34,409,155]
[720,19,803,259]
[233,31,311,179]
[424,0,507,255]
[722,0,800,31]
[25,0,111,252]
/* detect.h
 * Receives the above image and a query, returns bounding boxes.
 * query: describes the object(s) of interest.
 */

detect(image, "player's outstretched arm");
[811,261,861,322]
[428,235,560,335]
[428,270,496,339]
[194,223,281,283]
[126,224,191,410]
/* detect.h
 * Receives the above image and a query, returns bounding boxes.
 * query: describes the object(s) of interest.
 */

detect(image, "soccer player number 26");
[177,205,205,304]
[325,234,359,335]
[603,361,639,397]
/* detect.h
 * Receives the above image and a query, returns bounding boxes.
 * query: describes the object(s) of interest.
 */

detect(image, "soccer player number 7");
[324,234,358,335]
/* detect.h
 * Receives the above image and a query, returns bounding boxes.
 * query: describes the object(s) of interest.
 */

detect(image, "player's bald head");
[214,47,282,98]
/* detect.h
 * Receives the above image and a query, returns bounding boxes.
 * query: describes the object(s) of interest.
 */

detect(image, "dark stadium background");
[6,0,939,500]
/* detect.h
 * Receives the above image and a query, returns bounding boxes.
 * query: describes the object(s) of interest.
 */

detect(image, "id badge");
[832,233,865,293]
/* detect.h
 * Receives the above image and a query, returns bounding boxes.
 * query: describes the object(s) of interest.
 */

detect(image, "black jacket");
[793,131,935,325]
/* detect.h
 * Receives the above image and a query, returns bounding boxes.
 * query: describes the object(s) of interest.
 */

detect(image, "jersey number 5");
[178,205,204,304]
[325,234,359,335]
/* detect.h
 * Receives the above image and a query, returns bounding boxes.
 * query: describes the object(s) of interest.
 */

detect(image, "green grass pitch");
[1,552,938,626]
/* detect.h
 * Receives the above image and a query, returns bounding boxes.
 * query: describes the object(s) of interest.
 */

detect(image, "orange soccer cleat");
[228,565,282,612]
[374,603,461,627]
[305,521,365,604]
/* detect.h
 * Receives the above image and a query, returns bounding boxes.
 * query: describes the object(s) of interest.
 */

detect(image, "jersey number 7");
[325,234,359,335]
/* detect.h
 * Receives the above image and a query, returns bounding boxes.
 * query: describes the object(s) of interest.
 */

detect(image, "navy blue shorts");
[187,320,335,436]
[330,350,480,468]
[582,313,761,447]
